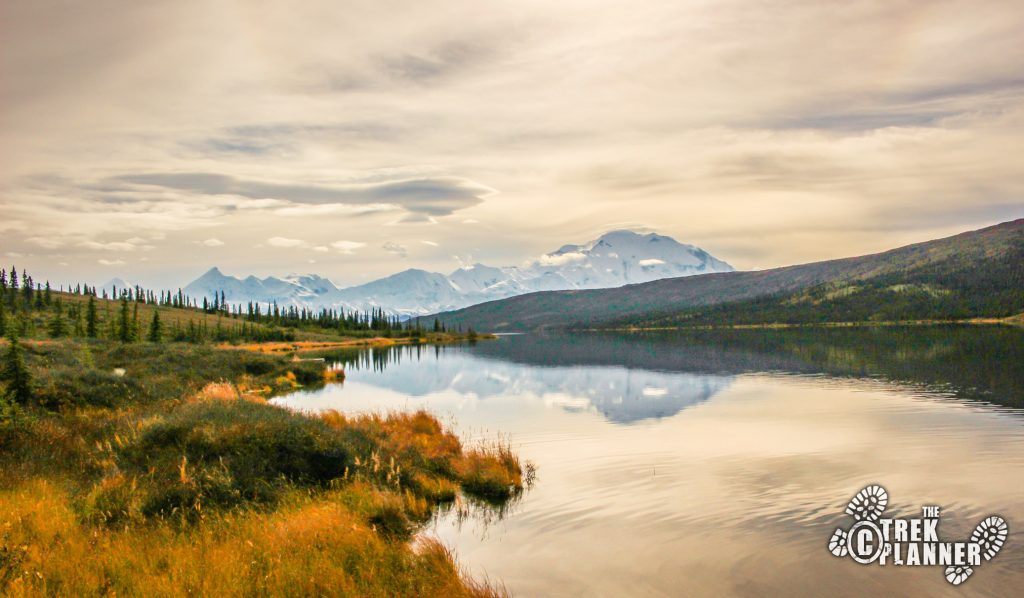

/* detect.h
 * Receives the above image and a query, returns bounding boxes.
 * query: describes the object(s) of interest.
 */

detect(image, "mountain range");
[434,219,1024,331]
[181,230,734,316]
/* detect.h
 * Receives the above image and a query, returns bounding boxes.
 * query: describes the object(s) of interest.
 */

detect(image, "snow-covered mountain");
[182,231,734,316]
[100,277,137,296]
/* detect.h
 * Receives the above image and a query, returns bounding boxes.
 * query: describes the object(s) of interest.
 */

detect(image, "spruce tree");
[85,295,98,338]
[48,300,67,338]
[72,306,85,337]
[148,310,162,342]
[21,276,33,306]
[117,297,132,343]
[2,331,33,405]
[0,301,5,337]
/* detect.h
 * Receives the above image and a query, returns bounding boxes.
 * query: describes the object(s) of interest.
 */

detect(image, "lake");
[271,327,1024,597]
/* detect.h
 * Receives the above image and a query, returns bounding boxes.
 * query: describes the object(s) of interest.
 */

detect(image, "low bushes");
[33,367,143,410]
[1,339,526,597]
[18,341,322,410]
[101,402,524,523]
[121,400,354,516]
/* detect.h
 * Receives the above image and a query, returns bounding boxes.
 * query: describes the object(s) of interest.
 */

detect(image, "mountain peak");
[594,229,682,246]
[597,229,654,239]
[181,230,733,316]
[101,277,133,291]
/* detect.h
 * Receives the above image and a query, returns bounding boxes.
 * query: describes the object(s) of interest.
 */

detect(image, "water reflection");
[272,326,1024,597]
[307,326,1024,417]
[318,345,732,423]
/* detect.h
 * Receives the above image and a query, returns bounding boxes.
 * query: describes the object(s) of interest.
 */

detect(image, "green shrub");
[34,367,142,409]
[122,401,353,515]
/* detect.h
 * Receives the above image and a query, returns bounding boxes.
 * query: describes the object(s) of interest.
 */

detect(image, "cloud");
[97,259,125,266]
[274,203,394,217]
[382,241,408,258]
[266,236,307,248]
[1,0,1023,281]
[330,240,366,254]
[202,238,225,247]
[421,240,439,246]
[81,241,136,251]
[113,172,495,217]
[391,213,438,225]
[536,251,586,267]
[80,239,155,252]
[25,237,65,249]
[638,258,665,266]
[265,237,366,254]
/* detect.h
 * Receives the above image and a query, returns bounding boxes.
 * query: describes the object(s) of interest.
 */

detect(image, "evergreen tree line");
[0,265,460,344]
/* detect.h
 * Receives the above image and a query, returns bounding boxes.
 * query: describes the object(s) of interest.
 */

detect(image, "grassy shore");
[219,333,497,354]
[591,313,1024,333]
[0,339,523,596]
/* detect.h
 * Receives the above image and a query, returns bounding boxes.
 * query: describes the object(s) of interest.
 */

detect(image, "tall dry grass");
[0,480,505,597]
[1,341,526,596]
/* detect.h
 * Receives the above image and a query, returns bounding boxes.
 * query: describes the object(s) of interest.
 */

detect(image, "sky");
[1,0,1023,289]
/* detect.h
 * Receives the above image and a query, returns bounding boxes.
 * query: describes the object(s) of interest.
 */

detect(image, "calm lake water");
[272,327,1024,597]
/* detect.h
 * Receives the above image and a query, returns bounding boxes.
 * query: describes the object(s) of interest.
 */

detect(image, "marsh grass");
[1,339,523,596]
[457,442,525,503]
[0,480,506,597]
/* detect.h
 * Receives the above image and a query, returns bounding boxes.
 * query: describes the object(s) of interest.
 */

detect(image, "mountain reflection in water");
[272,326,1024,597]
[301,326,1024,418]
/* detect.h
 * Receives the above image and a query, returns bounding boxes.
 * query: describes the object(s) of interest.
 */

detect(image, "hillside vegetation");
[0,268,521,596]
[436,219,1024,331]
[0,340,524,596]
[0,265,474,345]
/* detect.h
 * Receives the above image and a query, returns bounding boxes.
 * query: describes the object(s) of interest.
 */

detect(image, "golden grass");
[193,381,239,402]
[1,341,523,597]
[218,339,404,354]
[1003,312,1024,326]
[1,408,524,596]
[323,368,345,383]
[0,480,505,597]
[218,332,497,355]
[190,380,271,404]
[456,443,524,503]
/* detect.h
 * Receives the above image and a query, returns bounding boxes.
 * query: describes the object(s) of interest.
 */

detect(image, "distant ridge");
[434,219,1024,331]
[182,230,733,316]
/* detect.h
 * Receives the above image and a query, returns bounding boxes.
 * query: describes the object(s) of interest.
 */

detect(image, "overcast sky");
[2,0,1022,289]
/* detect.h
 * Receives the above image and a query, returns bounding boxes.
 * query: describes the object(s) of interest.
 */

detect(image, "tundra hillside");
[0,279,522,596]
[436,219,1024,331]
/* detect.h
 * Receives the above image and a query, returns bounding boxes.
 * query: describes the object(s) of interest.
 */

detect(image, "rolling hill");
[434,219,1024,331]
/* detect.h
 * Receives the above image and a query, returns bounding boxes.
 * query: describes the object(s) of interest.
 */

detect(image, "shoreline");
[215,333,497,354]
[572,315,1024,333]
